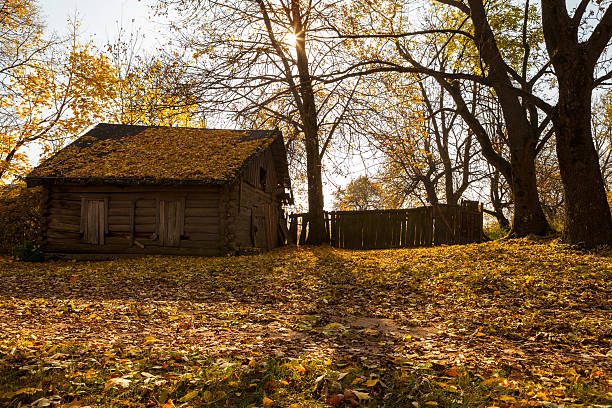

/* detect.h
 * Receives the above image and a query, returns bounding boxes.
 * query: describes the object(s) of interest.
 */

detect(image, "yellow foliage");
[0,1,115,183]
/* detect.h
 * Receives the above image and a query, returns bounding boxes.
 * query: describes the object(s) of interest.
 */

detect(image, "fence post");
[288,215,298,245]
[298,214,309,245]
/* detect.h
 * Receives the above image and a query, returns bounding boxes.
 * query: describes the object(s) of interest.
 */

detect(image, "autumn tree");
[538,0,612,245]
[349,69,483,207]
[347,0,612,245]
[333,176,388,210]
[0,1,114,182]
[157,0,362,244]
[105,27,205,127]
[333,0,555,237]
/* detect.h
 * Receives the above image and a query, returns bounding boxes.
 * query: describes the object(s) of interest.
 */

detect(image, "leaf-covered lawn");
[0,239,609,407]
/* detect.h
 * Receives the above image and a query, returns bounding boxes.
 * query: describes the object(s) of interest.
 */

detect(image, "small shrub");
[0,184,44,254]
[484,224,509,240]
[14,240,44,262]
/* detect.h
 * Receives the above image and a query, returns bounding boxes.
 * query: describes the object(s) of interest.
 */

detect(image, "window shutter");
[80,198,107,245]
[157,198,185,247]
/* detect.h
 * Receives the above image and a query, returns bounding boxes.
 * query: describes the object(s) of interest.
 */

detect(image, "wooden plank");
[185,207,218,217]
[178,198,185,237]
[184,223,219,234]
[289,216,298,245]
[47,231,81,240]
[185,216,220,226]
[103,198,109,235]
[336,214,343,248]
[279,217,292,245]
[367,213,376,249]
[131,207,156,217]
[108,215,131,225]
[136,200,156,208]
[426,207,434,246]
[413,210,422,246]
[341,214,351,248]
[185,231,219,241]
[132,216,156,224]
[329,213,336,247]
[158,199,165,244]
[395,212,402,247]
[154,197,160,239]
[50,200,80,210]
[80,198,86,234]
[109,224,156,233]
[167,200,177,246]
[86,200,97,245]
[49,221,80,232]
[186,199,219,209]
[49,206,80,216]
[350,214,361,249]
[129,200,135,247]
[405,214,414,247]
[99,200,106,244]
[108,207,131,216]
[298,216,308,245]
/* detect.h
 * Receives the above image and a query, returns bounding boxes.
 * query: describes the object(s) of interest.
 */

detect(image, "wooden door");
[159,199,184,247]
[251,206,268,249]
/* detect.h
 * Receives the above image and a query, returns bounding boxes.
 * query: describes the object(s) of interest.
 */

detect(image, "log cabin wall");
[227,149,282,251]
[241,149,279,192]
[43,184,223,257]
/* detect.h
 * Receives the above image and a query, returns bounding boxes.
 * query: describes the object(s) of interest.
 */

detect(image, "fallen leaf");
[104,378,131,391]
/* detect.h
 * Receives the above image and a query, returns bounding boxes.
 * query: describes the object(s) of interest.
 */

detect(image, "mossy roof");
[27,123,290,187]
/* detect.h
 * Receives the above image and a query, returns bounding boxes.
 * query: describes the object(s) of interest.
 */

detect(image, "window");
[259,167,267,191]
[157,199,185,247]
[80,198,108,245]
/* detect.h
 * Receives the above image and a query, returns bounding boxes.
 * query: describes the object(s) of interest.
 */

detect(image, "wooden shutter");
[158,199,185,247]
[80,198,106,245]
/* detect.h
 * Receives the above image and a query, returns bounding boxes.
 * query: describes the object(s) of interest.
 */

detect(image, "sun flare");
[286,32,297,47]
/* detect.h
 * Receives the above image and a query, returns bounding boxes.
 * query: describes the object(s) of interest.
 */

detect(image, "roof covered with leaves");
[27,123,290,186]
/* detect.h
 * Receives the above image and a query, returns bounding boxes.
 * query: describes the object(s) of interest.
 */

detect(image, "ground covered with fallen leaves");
[0,239,609,407]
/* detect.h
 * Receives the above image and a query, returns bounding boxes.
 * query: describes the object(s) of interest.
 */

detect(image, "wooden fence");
[287,203,483,249]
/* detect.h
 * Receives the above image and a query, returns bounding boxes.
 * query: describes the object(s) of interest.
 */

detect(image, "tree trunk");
[304,131,326,244]
[465,0,550,236]
[539,0,612,247]
[554,68,612,246]
[508,140,550,236]
[292,0,326,244]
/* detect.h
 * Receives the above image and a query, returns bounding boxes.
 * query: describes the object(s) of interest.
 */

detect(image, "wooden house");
[26,123,292,258]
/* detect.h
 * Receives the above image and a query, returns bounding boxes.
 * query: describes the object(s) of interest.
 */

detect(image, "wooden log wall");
[44,184,222,256]
[288,204,483,249]
[241,149,278,194]
[229,180,281,251]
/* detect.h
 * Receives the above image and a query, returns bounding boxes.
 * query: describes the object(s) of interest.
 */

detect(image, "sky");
[39,0,153,45]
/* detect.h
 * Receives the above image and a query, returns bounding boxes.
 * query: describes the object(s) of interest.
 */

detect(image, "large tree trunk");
[465,0,550,236]
[554,67,612,246]
[304,130,326,244]
[508,139,550,235]
[292,0,326,244]
[540,0,612,247]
